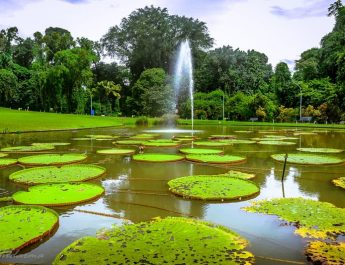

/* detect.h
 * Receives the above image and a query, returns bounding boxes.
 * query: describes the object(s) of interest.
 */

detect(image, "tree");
[102,6,213,79]
[12,37,35,67]
[328,0,343,17]
[272,62,294,107]
[294,48,320,81]
[0,69,18,107]
[0,27,20,55]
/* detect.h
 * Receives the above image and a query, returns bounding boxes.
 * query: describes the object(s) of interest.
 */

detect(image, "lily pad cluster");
[186,154,246,164]
[18,153,87,166]
[332,177,345,189]
[1,145,55,152]
[9,164,106,185]
[258,140,296,146]
[0,158,17,168]
[12,183,104,206]
[0,205,59,254]
[271,153,345,165]
[96,148,136,155]
[297,147,344,153]
[243,198,345,239]
[53,217,254,265]
[305,241,345,265]
[133,153,184,162]
[168,175,259,201]
[179,148,223,155]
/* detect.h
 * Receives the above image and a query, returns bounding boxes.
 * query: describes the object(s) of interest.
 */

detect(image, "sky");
[0,0,336,69]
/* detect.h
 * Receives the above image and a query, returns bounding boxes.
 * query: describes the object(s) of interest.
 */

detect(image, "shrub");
[135,116,149,126]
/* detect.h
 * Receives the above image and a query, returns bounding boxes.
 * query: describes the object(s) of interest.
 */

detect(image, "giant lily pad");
[186,154,246,164]
[53,217,254,265]
[297,147,344,153]
[115,140,145,145]
[223,170,255,180]
[133,153,184,162]
[179,148,223,155]
[0,153,8,158]
[32,142,71,146]
[168,176,259,201]
[9,164,106,185]
[243,198,345,239]
[193,141,230,147]
[12,183,104,206]
[1,145,55,152]
[96,148,136,155]
[18,153,87,166]
[332,177,345,189]
[219,139,256,144]
[85,135,118,140]
[0,205,58,254]
[293,132,317,136]
[130,133,159,140]
[271,153,345,165]
[143,140,181,147]
[209,134,236,140]
[0,158,17,168]
[305,241,345,264]
[258,140,296,146]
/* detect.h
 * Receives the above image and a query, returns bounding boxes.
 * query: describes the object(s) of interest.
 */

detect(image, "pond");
[0,125,344,264]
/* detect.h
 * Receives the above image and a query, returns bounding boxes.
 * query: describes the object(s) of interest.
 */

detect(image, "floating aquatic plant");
[219,139,256,144]
[193,141,230,147]
[179,148,223,155]
[12,183,104,206]
[271,153,345,165]
[53,217,254,265]
[168,175,259,201]
[297,147,344,153]
[85,135,118,139]
[332,177,345,189]
[0,153,8,158]
[71,138,92,141]
[293,132,317,136]
[224,170,256,180]
[18,153,87,166]
[243,197,345,239]
[209,134,236,140]
[186,154,246,164]
[132,153,184,162]
[258,140,296,146]
[96,148,136,155]
[115,140,145,145]
[0,158,17,168]
[1,145,55,152]
[31,142,71,146]
[9,164,106,185]
[0,205,59,254]
[305,241,345,265]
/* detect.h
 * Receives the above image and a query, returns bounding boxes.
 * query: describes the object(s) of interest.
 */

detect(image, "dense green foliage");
[1,2,345,121]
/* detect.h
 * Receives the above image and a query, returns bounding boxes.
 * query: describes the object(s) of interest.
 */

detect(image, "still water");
[0,125,344,265]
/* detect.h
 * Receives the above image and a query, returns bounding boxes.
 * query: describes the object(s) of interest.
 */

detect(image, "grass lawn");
[0,108,135,133]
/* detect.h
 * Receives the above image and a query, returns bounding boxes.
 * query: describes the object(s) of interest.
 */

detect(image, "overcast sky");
[0,0,336,68]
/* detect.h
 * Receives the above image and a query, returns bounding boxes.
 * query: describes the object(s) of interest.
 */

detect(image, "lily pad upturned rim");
[0,145,55,153]
[218,139,257,144]
[96,148,136,155]
[0,158,17,168]
[18,153,87,166]
[0,153,8,158]
[9,164,106,185]
[52,217,254,265]
[305,241,345,265]
[208,134,237,140]
[193,141,230,147]
[12,183,105,207]
[0,205,59,254]
[142,141,181,147]
[179,148,224,155]
[31,142,71,146]
[168,175,260,201]
[297,147,344,153]
[132,153,185,162]
[114,140,145,146]
[258,140,296,146]
[271,153,345,165]
[186,154,247,164]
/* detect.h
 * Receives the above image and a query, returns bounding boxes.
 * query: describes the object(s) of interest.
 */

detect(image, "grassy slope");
[0,108,135,132]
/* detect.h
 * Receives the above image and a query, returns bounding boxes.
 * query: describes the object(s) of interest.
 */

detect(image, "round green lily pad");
[9,164,106,185]
[53,217,254,265]
[179,148,223,155]
[0,158,17,168]
[85,135,118,139]
[271,153,345,165]
[193,141,229,147]
[133,153,184,162]
[293,132,317,136]
[32,142,71,146]
[168,176,259,201]
[0,205,59,254]
[219,139,256,144]
[209,135,236,140]
[186,154,246,164]
[96,148,136,155]
[115,140,145,145]
[143,141,181,147]
[0,153,8,158]
[13,183,104,206]
[18,153,87,166]
[258,141,296,146]
[297,147,344,153]
[243,197,345,239]
[305,241,345,264]
[71,138,92,141]
[1,145,55,152]
[223,170,256,180]
[332,177,345,189]
[130,134,159,140]
[234,131,253,133]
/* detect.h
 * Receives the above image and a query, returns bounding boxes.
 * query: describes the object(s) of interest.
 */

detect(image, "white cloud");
[0,0,335,67]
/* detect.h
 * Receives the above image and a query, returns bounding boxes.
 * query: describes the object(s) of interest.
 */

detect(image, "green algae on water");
[271,153,345,165]
[243,197,345,239]
[305,241,345,265]
[179,148,223,155]
[9,164,106,185]
[133,153,184,162]
[18,153,87,166]
[186,154,246,164]
[0,205,59,254]
[12,183,104,206]
[168,175,259,201]
[297,147,344,153]
[0,158,17,168]
[96,148,136,155]
[53,217,254,265]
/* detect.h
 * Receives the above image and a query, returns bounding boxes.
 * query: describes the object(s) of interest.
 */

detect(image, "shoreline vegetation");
[1,107,345,134]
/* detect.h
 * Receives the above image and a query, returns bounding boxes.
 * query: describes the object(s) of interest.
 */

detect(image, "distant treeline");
[0,1,344,122]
